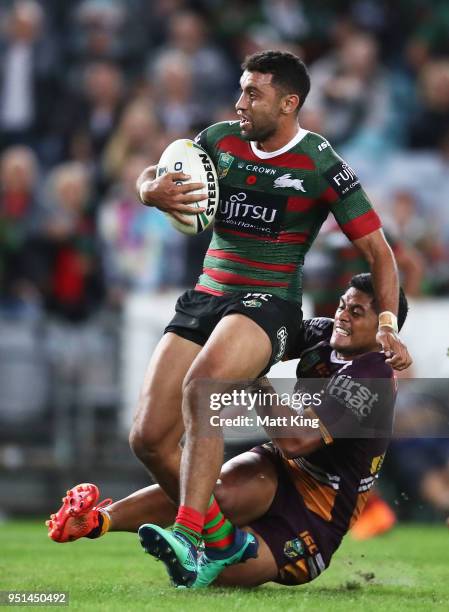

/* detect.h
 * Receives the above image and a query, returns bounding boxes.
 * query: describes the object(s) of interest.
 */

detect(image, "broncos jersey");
[286,317,397,538]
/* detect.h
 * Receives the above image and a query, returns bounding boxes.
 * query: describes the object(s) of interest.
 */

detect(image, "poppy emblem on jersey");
[246,175,257,185]
[217,151,234,179]
[273,173,306,192]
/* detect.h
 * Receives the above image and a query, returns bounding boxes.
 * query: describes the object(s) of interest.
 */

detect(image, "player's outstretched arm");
[353,229,412,371]
[252,377,324,458]
[136,165,207,226]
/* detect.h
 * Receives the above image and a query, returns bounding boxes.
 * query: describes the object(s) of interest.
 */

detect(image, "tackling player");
[47,273,408,588]
[132,50,410,584]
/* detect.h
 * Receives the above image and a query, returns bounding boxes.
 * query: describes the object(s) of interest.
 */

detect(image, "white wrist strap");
[378,311,398,333]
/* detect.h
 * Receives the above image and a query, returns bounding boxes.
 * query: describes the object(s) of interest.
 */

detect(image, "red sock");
[173,505,204,548]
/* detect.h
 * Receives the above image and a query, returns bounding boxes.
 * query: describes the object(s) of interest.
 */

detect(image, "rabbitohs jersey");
[195,121,381,302]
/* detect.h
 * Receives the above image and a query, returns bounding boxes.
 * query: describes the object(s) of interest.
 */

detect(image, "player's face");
[330,288,379,357]
[235,70,284,142]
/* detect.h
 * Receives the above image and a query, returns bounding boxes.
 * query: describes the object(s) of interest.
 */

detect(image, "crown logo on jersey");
[217,152,234,178]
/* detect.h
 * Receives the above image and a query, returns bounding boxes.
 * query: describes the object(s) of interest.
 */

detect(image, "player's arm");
[254,377,324,457]
[136,164,207,227]
[353,229,411,370]
[274,412,325,457]
[318,146,411,370]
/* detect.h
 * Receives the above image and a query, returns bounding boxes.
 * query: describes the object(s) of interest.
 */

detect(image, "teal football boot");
[193,528,259,588]
[138,524,198,588]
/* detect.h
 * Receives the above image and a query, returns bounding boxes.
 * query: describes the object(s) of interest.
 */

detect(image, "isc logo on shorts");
[242,292,272,301]
[241,292,272,308]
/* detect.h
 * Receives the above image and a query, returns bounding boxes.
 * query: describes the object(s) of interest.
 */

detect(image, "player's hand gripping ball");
[157,139,219,234]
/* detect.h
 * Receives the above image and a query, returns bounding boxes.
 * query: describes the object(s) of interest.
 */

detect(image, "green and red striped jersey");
[195,121,381,302]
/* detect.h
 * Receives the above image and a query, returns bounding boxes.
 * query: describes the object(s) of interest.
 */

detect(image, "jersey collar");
[330,350,352,365]
[250,128,309,159]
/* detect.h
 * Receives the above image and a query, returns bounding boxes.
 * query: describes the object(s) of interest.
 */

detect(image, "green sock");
[202,495,235,550]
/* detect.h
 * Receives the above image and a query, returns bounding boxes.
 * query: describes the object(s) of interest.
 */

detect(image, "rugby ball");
[156,139,219,235]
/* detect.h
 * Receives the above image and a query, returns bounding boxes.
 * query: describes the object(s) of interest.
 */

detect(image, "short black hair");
[348,273,408,331]
[241,50,310,110]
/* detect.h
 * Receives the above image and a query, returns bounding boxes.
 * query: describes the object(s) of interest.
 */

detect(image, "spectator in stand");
[304,217,424,318]
[102,100,162,184]
[304,31,395,156]
[150,51,202,137]
[390,439,449,522]
[408,59,449,150]
[261,0,310,44]
[59,60,126,180]
[406,1,449,72]
[382,128,449,283]
[65,0,148,79]
[0,0,60,160]
[382,189,448,295]
[23,162,104,323]
[147,11,234,118]
[0,146,42,317]
[21,160,116,426]
[211,0,263,59]
[141,0,189,52]
[388,379,449,523]
[98,154,185,305]
[232,22,303,69]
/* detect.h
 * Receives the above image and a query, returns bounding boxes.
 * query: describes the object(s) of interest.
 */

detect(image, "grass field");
[1,521,448,611]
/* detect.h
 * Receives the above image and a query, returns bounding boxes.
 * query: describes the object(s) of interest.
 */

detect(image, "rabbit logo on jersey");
[215,186,287,237]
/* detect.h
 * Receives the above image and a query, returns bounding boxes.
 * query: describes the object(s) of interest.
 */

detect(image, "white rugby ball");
[156,139,219,235]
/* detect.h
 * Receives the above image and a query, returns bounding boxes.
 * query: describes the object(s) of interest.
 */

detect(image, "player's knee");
[128,424,166,465]
[213,478,238,520]
[182,346,230,393]
[181,373,209,420]
[182,369,228,421]
[128,426,148,461]
[182,369,209,395]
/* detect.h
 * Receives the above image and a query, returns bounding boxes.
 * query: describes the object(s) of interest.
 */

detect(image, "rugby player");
[47,273,408,588]
[131,50,410,584]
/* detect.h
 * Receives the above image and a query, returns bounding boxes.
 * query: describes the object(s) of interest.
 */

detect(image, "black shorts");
[248,443,341,586]
[165,289,302,373]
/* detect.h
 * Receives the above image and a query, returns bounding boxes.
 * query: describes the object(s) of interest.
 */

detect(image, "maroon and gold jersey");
[195,122,381,302]
[287,318,396,538]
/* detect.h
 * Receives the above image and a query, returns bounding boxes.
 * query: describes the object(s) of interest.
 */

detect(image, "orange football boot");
[350,492,396,541]
[46,483,112,543]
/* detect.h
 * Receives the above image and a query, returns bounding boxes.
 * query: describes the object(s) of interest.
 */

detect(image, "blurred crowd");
[1,0,449,520]
[1,0,449,326]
